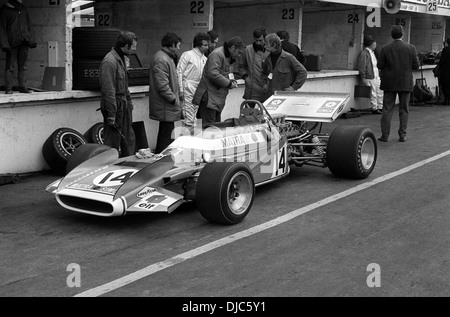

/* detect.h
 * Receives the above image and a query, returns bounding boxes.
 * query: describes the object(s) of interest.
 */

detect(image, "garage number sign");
[427,0,438,12]
[96,7,113,27]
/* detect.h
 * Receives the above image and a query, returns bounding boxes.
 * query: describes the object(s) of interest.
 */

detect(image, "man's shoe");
[372,109,382,114]
[399,136,406,142]
[5,89,13,94]
[377,137,388,142]
[18,87,31,93]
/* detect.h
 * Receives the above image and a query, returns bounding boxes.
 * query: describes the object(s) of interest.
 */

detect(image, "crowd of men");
[98,24,419,156]
[99,28,308,155]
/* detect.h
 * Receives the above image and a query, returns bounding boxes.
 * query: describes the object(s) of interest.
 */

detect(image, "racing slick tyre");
[196,162,255,225]
[42,128,87,175]
[84,122,104,144]
[327,126,377,179]
[66,144,112,175]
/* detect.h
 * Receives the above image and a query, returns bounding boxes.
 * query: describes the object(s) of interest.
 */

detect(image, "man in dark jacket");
[262,33,307,96]
[193,36,244,125]
[0,0,36,94]
[377,25,420,143]
[149,32,183,153]
[276,31,305,65]
[241,27,270,102]
[99,31,137,157]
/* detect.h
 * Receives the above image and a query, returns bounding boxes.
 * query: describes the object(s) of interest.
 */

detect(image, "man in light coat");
[377,25,419,143]
[149,32,183,153]
[177,33,209,127]
[192,36,244,125]
[99,31,137,157]
[241,27,270,103]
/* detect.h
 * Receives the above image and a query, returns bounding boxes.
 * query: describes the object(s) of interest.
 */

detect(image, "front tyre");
[327,126,377,179]
[196,162,255,225]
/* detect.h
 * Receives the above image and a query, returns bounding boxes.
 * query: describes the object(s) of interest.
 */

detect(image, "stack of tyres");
[72,27,121,90]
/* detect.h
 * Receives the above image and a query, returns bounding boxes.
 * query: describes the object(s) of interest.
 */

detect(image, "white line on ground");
[75,150,450,297]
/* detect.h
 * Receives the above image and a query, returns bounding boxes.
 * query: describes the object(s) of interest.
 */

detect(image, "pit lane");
[1,103,450,297]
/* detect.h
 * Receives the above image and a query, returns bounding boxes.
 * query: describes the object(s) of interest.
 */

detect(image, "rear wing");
[264,91,350,123]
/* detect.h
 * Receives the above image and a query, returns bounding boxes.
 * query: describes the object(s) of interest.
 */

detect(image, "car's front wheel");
[327,126,377,179]
[196,162,255,225]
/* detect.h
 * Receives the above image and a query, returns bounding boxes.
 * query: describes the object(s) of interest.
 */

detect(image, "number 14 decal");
[273,146,287,177]
[93,169,138,187]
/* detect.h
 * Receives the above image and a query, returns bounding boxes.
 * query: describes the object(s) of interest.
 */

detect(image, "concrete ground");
[1,101,450,298]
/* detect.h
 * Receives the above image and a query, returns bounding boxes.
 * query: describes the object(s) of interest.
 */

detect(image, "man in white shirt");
[177,33,209,127]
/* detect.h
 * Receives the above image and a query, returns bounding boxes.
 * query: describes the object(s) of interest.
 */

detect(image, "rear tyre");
[196,162,255,225]
[327,126,377,179]
[42,128,87,175]
[66,144,112,175]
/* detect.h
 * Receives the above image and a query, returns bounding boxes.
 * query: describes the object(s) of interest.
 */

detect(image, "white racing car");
[46,92,377,225]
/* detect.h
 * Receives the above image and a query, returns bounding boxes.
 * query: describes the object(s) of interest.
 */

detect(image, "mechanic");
[177,33,209,128]
[193,36,245,126]
[99,31,137,157]
[240,27,270,103]
[149,32,183,153]
[0,0,36,94]
[262,33,307,96]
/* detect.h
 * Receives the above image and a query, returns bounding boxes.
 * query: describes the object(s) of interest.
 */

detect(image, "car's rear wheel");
[66,144,112,175]
[196,162,255,225]
[327,126,377,179]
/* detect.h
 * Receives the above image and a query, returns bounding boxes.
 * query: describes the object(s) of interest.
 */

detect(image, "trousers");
[381,91,411,139]
[102,99,136,157]
[367,78,383,110]
[5,42,29,89]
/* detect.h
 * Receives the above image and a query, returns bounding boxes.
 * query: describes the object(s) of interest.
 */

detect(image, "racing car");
[46,91,377,225]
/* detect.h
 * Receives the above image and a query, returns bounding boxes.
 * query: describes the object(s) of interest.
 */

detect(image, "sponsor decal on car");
[265,98,286,110]
[67,183,118,195]
[93,169,138,187]
[132,190,179,212]
[137,186,157,198]
[317,100,340,114]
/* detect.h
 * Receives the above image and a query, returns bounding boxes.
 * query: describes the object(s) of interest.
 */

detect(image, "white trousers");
[368,77,383,110]
[182,80,200,127]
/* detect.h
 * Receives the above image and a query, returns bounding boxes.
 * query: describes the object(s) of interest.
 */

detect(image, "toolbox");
[304,54,322,71]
